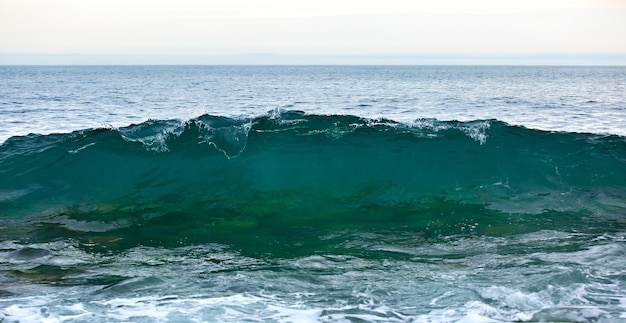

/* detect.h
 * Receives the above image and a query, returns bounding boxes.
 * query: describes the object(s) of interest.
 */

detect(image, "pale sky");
[1,0,625,64]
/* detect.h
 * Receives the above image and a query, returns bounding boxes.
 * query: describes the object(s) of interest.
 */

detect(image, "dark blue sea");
[1,66,625,322]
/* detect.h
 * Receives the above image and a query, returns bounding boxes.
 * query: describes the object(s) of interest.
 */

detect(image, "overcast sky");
[1,0,625,64]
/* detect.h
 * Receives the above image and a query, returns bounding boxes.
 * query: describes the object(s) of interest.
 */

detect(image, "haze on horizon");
[1,0,625,65]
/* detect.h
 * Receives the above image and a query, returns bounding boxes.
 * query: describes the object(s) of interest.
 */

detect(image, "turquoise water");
[1,66,626,322]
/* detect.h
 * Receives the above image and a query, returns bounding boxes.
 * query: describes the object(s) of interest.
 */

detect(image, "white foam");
[479,286,545,312]
[2,236,626,322]
[266,305,322,323]
[1,297,59,323]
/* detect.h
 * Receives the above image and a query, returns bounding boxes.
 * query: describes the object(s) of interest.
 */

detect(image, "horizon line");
[2,53,626,66]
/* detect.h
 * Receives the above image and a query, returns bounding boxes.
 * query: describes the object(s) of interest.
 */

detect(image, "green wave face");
[1,111,625,256]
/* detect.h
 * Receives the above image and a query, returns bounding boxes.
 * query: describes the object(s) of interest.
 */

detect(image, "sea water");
[0,66,625,322]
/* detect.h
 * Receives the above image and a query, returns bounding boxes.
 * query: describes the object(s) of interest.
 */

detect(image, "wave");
[1,111,625,253]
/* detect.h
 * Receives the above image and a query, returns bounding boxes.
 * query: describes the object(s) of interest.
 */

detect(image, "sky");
[1,0,625,64]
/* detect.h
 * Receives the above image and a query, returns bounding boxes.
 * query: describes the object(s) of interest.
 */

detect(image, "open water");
[1,66,625,322]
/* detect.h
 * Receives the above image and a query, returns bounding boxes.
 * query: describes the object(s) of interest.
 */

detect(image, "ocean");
[0,66,625,322]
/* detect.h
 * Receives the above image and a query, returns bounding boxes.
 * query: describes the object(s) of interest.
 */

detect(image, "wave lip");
[63,110,495,157]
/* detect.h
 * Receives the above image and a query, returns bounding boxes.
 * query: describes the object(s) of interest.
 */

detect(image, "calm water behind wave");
[1,65,625,142]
